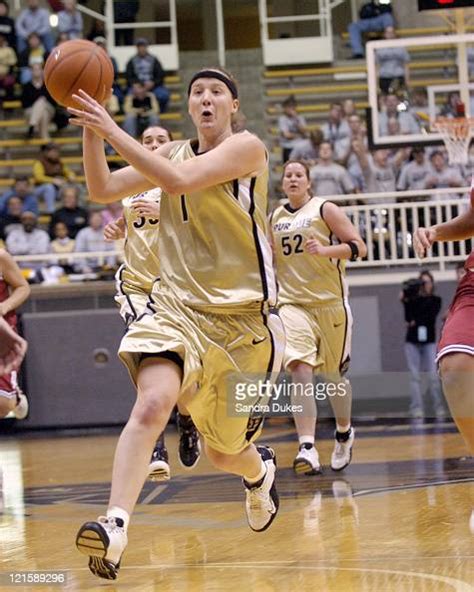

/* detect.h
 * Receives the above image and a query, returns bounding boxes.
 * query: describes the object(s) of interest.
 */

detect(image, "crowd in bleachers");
[277,94,472,200]
[0,0,176,281]
[0,1,170,129]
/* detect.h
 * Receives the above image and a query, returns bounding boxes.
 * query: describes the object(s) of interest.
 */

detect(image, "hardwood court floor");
[0,421,472,591]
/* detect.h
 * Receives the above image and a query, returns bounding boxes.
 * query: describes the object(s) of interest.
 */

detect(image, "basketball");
[44,39,114,109]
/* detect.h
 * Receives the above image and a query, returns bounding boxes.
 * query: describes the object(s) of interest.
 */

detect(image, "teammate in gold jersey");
[271,160,366,475]
[68,68,284,580]
[104,125,201,483]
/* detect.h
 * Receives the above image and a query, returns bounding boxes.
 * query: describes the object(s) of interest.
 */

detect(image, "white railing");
[335,187,471,270]
[9,187,472,275]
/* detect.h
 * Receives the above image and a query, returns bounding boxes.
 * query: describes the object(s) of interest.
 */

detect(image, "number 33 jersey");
[120,187,162,294]
[270,197,348,306]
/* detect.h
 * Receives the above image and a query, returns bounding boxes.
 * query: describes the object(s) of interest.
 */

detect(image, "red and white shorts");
[0,370,17,399]
[437,269,474,362]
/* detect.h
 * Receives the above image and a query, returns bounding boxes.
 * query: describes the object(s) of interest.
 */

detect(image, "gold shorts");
[119,287,285,454]
[279,302,352,375]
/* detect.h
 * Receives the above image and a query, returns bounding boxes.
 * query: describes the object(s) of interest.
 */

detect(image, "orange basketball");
[44,39,114,109]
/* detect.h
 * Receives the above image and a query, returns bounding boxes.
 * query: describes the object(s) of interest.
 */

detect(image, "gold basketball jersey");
[271,197,348,306]
[159,138,276,312]
[118,187,161,294]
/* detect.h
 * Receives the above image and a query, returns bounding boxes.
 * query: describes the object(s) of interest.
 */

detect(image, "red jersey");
[0,273,17,329]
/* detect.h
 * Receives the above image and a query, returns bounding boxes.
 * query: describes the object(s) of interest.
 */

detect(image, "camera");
[402,278,423,300]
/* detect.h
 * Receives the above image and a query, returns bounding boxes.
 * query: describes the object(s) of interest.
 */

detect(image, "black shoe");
[244,445,279,532]
[351,53,364,59]
[177,413,201,469]
[148,439,170,481]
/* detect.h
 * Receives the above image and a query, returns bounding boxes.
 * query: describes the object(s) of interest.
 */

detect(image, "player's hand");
[132,199,160,219]
[104,216,126,241]
[0,318,27,375]
[413,227,436,259]
[305,236,328,256]
[68,89,118,139]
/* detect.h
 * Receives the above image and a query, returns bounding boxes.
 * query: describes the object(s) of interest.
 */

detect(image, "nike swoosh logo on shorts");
[252,337,267,345]
[334,322,344,328]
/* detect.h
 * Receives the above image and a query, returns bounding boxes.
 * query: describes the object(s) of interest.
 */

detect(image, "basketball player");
[0,250,30,420]
[104,124,201,481]
[68,69,284,580]
[270,160,366,475]
[414,175,474,456]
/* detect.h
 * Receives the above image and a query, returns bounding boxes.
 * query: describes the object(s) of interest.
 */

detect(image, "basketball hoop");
[432,116,474,165]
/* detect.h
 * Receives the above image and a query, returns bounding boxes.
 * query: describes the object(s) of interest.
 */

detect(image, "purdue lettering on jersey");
[118,187,161,294]
[271,197,348,306]
[158,139,276,312]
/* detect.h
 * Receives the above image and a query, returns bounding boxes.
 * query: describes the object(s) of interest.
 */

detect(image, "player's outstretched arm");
[70,91,266,195]
[0,317,27,375]
[305,202,367,260]
[414,208,474,258]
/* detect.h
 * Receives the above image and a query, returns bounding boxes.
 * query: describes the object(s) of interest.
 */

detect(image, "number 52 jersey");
[270,197,348,306]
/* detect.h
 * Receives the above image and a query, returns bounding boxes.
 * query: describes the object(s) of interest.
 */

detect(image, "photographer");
[401,270,444,418]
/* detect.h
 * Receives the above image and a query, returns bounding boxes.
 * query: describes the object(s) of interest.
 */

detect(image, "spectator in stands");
[0,196,23,240]
[6,211,50,267]
[343,99,356,118]
[123,83,159,138]
[93,36,123,106]
[278,95,308,163]
[49,184,87,238]
[0,32,16,102]
[424,150,464,200]
[86,17,106,42]
[334,113,366,163]
[379,93,420,136]
[348,0,394,59]
[32,142,76,213]
[50,221,75,272]
[309,141,355,197]
[375,26,410,94]
[397,147,431,192]
[352,141,402,201]
[0,1,16,51]
[440,91,463,119]
[57,0,83,40]
[74,211,116,272]
[322,102,350,148]
[0,177,39,216]
[21,63,56,140]
[289,129,324,167]
[125,38,169,113]
[18,32,49,84]
[16,0,54,54]
[112,0,140,47]
[409,88,430,130]
[334,113,367,190]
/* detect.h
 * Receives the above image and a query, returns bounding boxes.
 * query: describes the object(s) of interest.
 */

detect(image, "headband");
[188,70,238,99]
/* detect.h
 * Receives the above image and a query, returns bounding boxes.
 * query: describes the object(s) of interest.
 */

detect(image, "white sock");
[299,435,315,447]
[244,459,267,485]
[107,506,130,531]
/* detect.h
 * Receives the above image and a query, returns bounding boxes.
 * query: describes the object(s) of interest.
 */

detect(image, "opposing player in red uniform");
[414,177,474,455]
[0,250,30,419]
